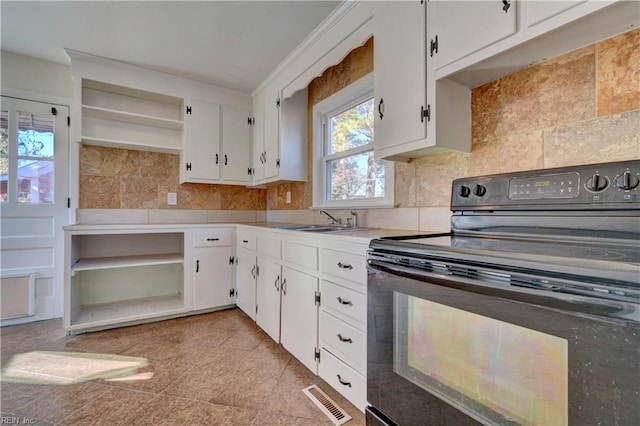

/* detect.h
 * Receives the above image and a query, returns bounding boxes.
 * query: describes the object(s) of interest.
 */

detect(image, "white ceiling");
[1,1,340,93]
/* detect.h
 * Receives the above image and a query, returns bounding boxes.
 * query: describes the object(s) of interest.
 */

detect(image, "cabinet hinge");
[502,0,511,13]
[186,106,192,115]
[247,167,253,176]
[186,163,192,171]
[229,256,234,265]
[314,348,321,362]
[421,105,431,123]
[51,107,57,116]
[67,116,71,126]
[314,291,321,307]
[67,197,71,208]
[276,158,280,168]
[276,98,281,108]
[256,304,259,315]
[248,117,255,125]
[430,35,438,57]
[230,288,236,298]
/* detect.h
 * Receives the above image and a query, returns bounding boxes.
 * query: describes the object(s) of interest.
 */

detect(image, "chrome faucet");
[319,210,342,226]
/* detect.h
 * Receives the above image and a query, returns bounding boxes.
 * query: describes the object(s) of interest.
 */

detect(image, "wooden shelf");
[80,136,182,154]
[82,105,184,130]
[70,293,185,327]
[72,253,184,273]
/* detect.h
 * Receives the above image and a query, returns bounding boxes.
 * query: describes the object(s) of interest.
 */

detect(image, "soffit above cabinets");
[0,1,339,93]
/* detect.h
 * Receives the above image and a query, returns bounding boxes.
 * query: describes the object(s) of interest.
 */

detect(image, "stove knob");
[459,185,471,198]
[614,170,639,190]
[585,173,608,192]
[473,184,487,197]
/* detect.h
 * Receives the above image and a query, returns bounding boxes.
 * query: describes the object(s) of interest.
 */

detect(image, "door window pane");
[328,98,374,154]
[0,157,7,203]
[17,159,54,204]
[1,110,8,155]
[326,151,386,201]
[17,111,54,158]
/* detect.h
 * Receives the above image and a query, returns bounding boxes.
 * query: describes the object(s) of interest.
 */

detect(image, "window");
[312,73,393,208]
[1,107,55,204]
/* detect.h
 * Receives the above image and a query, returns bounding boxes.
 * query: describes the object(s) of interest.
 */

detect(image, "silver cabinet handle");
[337,297,352,306]
[337,262,353,270]
[337,374,352,388]
[337,334,352,343]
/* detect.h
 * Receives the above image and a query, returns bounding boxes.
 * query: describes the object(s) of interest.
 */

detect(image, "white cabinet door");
[256,256,281,342]
[251,93,266,181]
[236,249,257,320]
[263,91,280,180]
[184,100,221,181]
[193,247,234,311]
[281,267,319,373]
[374,0,428,151]
[430,0,517,71]
[221,106,251,183]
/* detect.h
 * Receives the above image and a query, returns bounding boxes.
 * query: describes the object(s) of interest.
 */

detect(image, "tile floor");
[0,309,365,425]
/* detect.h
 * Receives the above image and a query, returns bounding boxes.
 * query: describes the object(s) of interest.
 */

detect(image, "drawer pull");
[337,297,353,306]
[206,238,220,241]
[337,334,353,343]
[336,374,352,388]
[337,262,353,270]
[242,239,249,243]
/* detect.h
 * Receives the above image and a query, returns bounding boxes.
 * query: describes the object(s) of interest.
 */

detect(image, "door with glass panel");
[1,96,69,324]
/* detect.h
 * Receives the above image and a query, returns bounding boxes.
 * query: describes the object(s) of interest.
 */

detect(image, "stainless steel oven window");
[393,292,568,426]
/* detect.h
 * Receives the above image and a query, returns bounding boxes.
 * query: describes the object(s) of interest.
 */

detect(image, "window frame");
[311,73,394,209]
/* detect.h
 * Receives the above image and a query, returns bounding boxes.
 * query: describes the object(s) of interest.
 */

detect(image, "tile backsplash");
[79,29,639,230]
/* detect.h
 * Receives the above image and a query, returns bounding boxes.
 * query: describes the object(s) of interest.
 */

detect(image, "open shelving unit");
[80,79,185,154]
[66,231,187,332]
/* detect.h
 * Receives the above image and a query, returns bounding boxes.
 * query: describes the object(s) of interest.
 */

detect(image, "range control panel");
[451,160,640,211]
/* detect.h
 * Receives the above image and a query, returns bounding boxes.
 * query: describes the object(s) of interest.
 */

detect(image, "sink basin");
[274,224,375,233]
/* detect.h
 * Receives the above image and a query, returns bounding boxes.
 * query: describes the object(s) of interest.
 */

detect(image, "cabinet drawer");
[319,348,366,411]
[321,280,366,328]
[237,228,257,251]
[320,311,366,375]
[282,241,318,270]
[257,235,281,258]
[192,229,232,247]
[320,248,366,285]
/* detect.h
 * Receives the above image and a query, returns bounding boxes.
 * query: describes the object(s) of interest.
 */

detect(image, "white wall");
[1,50,73,101]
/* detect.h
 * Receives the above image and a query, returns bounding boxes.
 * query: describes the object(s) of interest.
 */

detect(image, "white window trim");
[311,73,394,209]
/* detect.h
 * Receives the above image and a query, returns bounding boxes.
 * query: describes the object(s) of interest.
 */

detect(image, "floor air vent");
[302,385,352,425]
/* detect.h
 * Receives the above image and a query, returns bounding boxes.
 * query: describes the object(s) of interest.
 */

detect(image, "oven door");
[366,259,640,426]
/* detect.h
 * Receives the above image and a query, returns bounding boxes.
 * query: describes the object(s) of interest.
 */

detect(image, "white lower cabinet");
[64,228,188,333]
[256,256,282,343]
[281,266,319,373]
[319,348,367,411]
[191,228,235,311]
[235,249,257,320]
[318,243,368,411]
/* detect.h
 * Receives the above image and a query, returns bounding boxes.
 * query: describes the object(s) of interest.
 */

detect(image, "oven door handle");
[368,259,640,323]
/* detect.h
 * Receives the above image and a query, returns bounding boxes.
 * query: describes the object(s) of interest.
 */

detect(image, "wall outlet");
[286,191,291,204]
[167,192,177,205]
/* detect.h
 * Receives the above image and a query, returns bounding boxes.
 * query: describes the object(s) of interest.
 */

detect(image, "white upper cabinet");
[429,0,517,72]
[251,87,308,185]
[181,100,221,182]
[373,0,428,153]
[525,1,586,28]
[221,106,252,184]
[373,1,471,160]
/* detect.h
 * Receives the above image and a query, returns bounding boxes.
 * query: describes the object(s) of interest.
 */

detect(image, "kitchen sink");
[274,224,374,233]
